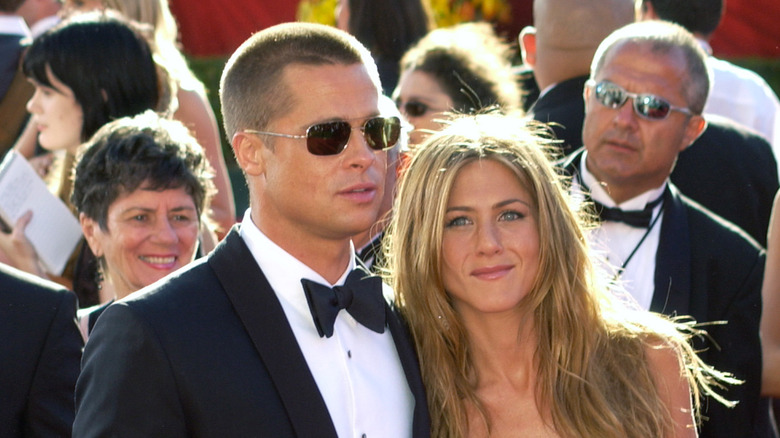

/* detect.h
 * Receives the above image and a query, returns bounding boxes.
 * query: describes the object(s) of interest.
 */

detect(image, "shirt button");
[347,350,352,358]
[362,434,367,438]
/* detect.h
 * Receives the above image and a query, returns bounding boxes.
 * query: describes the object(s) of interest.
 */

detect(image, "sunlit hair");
[385,112,737,437]
[101,0,204,93]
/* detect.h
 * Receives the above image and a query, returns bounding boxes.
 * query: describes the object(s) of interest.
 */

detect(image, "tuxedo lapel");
[208,227,338,438]
[385,305,430,437]
[651,185,692,315]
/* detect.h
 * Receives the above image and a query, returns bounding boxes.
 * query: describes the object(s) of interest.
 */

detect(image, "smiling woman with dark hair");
[72,110,215,339]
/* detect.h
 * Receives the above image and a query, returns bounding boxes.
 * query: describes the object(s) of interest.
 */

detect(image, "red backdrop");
[169,0,778,59]
[710,0,780,58]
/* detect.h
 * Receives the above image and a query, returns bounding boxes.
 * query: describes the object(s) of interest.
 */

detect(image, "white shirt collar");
[580,151,667,210]
[238,209,355,332]
[0,16,31,38]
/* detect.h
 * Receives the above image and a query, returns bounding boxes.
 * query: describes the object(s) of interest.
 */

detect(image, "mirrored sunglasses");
[588,80,693,120]
[245,116,401,156]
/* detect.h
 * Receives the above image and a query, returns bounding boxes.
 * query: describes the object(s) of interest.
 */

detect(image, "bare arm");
[761,190,780,396]
[646,343,698,438]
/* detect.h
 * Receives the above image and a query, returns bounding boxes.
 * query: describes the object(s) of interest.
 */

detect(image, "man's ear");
[680,115,707,152]
[80,213,102,258]
[232,132,265,177]
[583,83,592,112]
[637,0,658,20]
[519,26,537,68]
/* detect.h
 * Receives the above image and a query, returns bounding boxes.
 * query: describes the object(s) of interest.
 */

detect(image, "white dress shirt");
[0,15,31,38]
[578,153,666,310]
[239,210,414,438]
[699,39,780,172]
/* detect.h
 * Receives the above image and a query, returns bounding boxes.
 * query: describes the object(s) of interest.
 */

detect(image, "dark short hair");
[71,111,215,231]
[398,22,521,113]
[347,0,432,61]
[0,0,24,13]
[643,0,723,36]
[219,22,380,139]
[23,11,160,142]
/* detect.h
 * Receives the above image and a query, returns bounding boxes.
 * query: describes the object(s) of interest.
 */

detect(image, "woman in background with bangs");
[1,11,161,306]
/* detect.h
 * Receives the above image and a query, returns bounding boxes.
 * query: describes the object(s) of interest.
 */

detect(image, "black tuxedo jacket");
[561,151,771,438]
[0,264,83,438]
[0,33,26,99]
[74,227,430,437]
[526,71,778,245]
[528,74,588,155]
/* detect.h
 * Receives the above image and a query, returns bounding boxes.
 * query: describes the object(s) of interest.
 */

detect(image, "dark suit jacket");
[528,74,588,155]
[0,33,26,99]
[561,151,771,438]
[74,227,430,437]
[526,71,778,245]
[0,264,83,438]
[673,114,778,247]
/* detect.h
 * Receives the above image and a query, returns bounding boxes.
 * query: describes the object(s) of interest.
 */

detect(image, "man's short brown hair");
[219,22,380,141]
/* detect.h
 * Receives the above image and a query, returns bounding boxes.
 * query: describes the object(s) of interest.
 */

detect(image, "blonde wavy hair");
[101,0,203,93]
[384,112,737,437]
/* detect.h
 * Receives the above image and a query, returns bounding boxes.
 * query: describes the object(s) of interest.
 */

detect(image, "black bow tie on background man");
[301,268,386,338]
[591,194,665,228]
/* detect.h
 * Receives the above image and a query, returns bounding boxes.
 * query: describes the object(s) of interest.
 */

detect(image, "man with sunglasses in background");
[521,0,777,247]
[560,20,774,438]
[74,22,429,437]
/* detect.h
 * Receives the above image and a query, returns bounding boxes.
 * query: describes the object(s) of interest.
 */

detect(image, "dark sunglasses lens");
[596,82,626,108]
[306,121,351,155]
[635,95,671,119]
[364,117,401,150]
[404,101,428,117]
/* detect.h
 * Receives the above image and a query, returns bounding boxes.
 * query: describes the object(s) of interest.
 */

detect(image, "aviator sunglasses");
[587,80,693,120]
[245,116,401,156]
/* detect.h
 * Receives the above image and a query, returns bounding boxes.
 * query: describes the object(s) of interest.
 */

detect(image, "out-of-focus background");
[169,0,780,214]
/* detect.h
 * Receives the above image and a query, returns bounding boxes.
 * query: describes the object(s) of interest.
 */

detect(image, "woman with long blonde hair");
[385,113,736,437]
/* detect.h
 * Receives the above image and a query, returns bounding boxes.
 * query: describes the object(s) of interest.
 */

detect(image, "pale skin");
[393,69,453,145]
[760,190,780,397]
[582,42,706,204]
[231,63,386,284]
[443,160,696,437]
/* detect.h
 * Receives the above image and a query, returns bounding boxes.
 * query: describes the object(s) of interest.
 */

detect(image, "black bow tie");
[301,268,386,338]
[592,195,664,228]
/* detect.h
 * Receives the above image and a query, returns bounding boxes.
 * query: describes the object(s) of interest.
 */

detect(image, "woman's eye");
[499,210,525,221]
[172,214,194,223]
[445,216,471,228]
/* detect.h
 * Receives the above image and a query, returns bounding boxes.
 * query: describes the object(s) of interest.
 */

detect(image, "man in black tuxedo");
[74,23,430,437]
[561,20,772,437]
[519,0,778,245]
[0,263,82,437]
